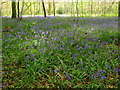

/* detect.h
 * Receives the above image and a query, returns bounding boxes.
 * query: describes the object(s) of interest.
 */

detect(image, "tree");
[42,0,46,17]
[17,0,20,18]
[118,1,120,19]
[12,2,16,18]
[20,1,25,19]
[81,2,83,17]
[90,2,93,16]
[53,0,55,17]
[48,2,51,15]
[76,0,79,17]
[71,1,74,16]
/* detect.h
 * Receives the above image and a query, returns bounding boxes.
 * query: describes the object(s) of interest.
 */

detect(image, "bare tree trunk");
[20,1,25,18]
[12,2,16,18]
[71,1,73,16]
[0,2,2,17]
[118,1,120,19]
[48,2,51,15]
[53,0,55,17]
[18,0,19,18]
[76,0,78,17]
[34,2,36,16]
[90,2,93,16]
[39,2,41,14]
[81,2,83,17]
[42,0,46,17]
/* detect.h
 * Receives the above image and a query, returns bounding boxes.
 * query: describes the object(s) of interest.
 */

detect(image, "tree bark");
[90,2,93,16]
[48,2,51,15]
[42,0,46,17]
[53,0,55,17]
[12,2,16,18]
[118,1,120,18]
[18,0,19,18]
[76,1,78,17]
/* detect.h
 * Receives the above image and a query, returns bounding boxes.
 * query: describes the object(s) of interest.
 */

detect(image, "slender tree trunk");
[76,1,78,17]
[90,2,92,16]
[18,0,19,18]
[53,0,55,17]
[0,2,2,17]
[39,2,41,14]
[20,1,25,18]
[71,1,73,16]
[81,2,83,17]
[34,2,36,16]
[48,2,51,15]
[12,2,16,18]
[42,0,46,17]
[119,1,120,18]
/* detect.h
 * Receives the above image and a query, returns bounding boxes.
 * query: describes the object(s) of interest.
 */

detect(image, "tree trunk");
[53,0,55,17]
[76,1,78,17]
[18,0,19,18]
[90,2,93,16]
[42,0,46,17]
[71,1,73,16]
[119,1,120,18]
[12,2,16,18]
[48,2,51,15]
[81,2,83,17]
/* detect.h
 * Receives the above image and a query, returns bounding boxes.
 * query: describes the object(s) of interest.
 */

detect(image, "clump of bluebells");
[2,16,119,88]
[94,70,105,79]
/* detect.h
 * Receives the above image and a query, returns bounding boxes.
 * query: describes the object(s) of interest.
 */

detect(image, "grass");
[2,16,119,88]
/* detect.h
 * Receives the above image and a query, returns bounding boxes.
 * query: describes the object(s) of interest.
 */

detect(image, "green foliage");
[57,8,63,14]
[2,16,119,88]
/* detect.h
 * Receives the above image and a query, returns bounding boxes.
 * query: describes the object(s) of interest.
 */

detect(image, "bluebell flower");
[114,68,120,72]
[54,68,59,73]
[33,58,37,61]
[26,56,29,61]
[114,50,118,53]
[30,54,35,57]
[94,70,105,78]
[2,84,6,87]
[100,76,106,79]
[26,64,30,67]
[73,53,77,59]
[65,73,71,80]
[72,84,75,87]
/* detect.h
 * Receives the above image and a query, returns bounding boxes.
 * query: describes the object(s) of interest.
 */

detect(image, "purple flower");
[89,71,92,75]
[54,68,59,73]
[40,67,43,69]
[114,50,118,53]
[8,76,11,79]
[59,47,63,50]
[26,64,30,67]
[77,47,83,50]
[100,76,106,79]
[54,47,57,49]
[26,56,29,61]
[101,41,108,44]
[37,67,43,72]
[30,54,35,57]
[94,70,105,78]
[106,65,111,69]
[72,84,75,87]
[114,68,120,72]
[73,53,77,59]
[2,84,6,87]
[33,58,37,61]
[65,73,71,80]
